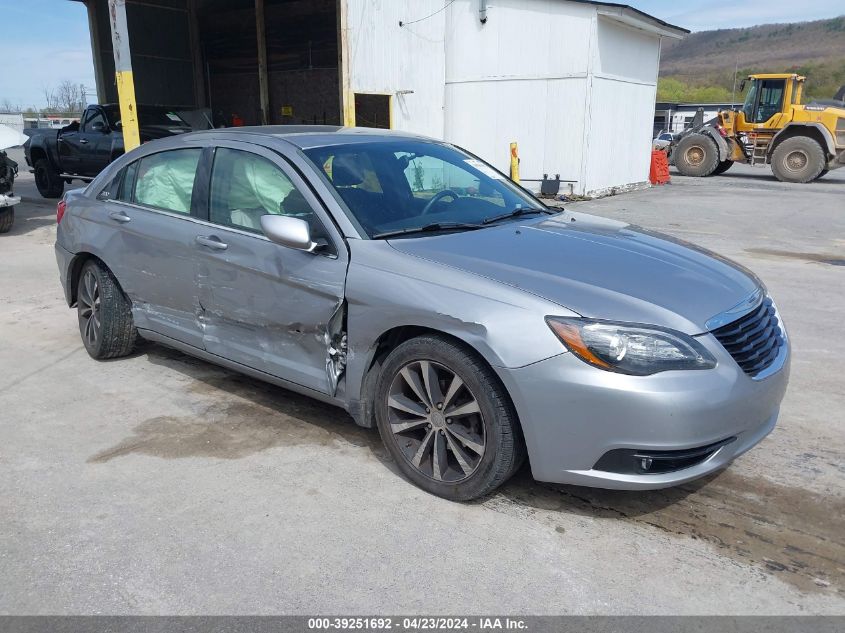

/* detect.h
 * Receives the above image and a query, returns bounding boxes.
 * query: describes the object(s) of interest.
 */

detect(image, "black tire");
[374,335,525,501]
[815,169,829,180]
[77,260,137,359]
[770,136,826,183]
[0,208,13,233]
[674,133,720,177]
[34,158,64,198]
[713,160,734,175]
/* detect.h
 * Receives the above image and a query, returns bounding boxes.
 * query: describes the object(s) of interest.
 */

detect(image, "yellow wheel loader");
[671,74,845,183]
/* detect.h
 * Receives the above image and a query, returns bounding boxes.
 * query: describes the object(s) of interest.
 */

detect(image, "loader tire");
[674,134,720,177]
[815,169,829,181]
[713,160,734,175]
[770,136,826,183]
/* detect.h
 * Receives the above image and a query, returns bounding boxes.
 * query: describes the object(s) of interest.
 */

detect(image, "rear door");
[99,146,207,348]
[193,141,348,394]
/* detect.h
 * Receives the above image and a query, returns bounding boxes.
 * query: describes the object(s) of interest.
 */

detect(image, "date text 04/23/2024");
[307,617,528,630]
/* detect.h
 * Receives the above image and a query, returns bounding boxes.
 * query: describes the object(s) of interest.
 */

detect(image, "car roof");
[181,125,436,150]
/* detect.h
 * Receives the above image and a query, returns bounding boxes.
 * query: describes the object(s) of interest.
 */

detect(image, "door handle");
[79,139,89,144]
[108,211,131,223]
[195,235,228,251]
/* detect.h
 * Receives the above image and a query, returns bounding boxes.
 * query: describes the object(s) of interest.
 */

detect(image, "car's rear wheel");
[374,335,524,501]
[77,260,137,359]
[34,159,64,199]
[0,208,13,233]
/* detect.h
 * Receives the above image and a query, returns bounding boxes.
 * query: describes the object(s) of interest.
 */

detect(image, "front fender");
[702,127,731,162]
[341,240,574,419]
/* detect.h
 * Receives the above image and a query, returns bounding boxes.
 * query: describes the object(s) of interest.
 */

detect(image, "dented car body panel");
[55,127,790,490]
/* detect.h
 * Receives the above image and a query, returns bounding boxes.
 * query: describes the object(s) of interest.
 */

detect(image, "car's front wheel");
[77,260,137,359]
[374,335,524,501]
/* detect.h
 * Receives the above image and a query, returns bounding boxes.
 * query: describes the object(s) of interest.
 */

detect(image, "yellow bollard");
[509,142,520,183]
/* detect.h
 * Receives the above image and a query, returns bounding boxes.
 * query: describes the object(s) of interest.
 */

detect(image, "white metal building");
[78,0,686,196]
[343,0,687,196]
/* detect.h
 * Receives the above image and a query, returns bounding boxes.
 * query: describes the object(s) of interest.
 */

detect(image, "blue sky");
[633,0,845,31]
[2,0,95,109]
[1,0,844,108]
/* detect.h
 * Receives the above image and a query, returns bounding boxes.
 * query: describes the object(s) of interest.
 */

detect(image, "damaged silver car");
[54,127,789,500]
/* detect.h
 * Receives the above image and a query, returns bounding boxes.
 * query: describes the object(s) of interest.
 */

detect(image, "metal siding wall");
[89,0,196,107]
[444,0,594,192]
[584,17,660,194]
[345,0,445,136]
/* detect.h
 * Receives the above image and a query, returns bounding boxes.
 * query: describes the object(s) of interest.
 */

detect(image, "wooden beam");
[255,0,270,125]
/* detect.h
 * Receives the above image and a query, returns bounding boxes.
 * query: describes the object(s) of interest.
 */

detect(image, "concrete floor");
[1,149,843,615]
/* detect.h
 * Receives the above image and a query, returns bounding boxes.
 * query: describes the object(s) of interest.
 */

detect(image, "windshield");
[303,140,544,238]
[103,106,190,129]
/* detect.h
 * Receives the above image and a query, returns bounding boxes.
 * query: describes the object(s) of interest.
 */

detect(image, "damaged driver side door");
[195,142,348,395]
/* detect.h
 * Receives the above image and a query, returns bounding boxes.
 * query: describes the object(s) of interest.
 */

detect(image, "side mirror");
[90,120,107,133]
[260,215,324,253]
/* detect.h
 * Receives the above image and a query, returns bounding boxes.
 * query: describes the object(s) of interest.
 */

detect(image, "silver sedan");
[54,127,789,500]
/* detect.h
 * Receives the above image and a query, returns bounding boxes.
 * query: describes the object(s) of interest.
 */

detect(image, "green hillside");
[658,16,845,102]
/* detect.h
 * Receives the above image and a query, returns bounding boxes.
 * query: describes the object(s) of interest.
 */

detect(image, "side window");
[755,80,785,123]
[83,109,106,133]
[209,148,321,235]
[97,161,137,202]
[133,149,201,214]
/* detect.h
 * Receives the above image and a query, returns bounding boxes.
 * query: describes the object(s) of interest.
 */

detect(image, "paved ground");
[1,148,843,615]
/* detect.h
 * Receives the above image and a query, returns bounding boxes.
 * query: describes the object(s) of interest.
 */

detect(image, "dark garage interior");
[83,0,341,127]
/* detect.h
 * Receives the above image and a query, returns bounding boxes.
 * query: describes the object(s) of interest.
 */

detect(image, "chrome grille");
[711,296,784,377]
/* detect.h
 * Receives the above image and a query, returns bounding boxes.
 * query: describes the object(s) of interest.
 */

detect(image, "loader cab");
[738,75,803,128]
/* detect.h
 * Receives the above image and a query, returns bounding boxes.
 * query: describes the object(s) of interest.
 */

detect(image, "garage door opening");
[198,0,340,127]
[354,94,391,129]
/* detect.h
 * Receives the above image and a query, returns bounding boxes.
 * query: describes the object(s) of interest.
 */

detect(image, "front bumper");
[496,332,790,489]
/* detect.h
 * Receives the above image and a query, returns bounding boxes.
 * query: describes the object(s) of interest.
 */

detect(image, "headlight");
[546,317,716,376]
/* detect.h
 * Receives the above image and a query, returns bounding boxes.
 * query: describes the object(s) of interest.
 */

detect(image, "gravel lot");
[1,147,843,614]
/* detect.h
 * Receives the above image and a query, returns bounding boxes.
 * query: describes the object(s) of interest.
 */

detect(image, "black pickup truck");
[25,104,192,198]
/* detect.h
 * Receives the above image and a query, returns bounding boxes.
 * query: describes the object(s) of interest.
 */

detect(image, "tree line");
[1,80,90,115]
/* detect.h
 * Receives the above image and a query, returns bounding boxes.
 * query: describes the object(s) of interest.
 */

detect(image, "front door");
[194,142,347,394]
[740,78,787,129]
[102,147,206,348]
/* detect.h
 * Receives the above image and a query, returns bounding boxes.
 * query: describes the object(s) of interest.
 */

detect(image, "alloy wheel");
[387,360,486,483]
[78,270,101,347]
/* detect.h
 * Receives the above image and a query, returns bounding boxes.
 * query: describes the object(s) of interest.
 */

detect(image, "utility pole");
[108,0,140,151]
[731,59,739,108]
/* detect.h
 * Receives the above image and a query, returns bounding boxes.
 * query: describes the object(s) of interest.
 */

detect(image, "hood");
[387,211,761,334]
[139,124,192,141]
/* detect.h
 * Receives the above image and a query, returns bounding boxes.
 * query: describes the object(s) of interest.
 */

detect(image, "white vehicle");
[0,124,27,233]
[653,131,675,150]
